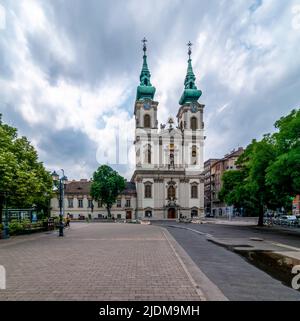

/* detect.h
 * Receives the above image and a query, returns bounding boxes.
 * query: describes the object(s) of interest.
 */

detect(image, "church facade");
[50,40,205,220]
[132,40,205,220]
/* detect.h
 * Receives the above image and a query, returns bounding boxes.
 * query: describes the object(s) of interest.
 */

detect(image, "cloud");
[0,0,300,179]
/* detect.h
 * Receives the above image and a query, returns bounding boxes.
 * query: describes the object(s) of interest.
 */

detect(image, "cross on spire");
[187,41,192,59]
[142,37,147,55]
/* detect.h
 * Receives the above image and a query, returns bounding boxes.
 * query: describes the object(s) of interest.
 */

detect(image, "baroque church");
[50,40,205,220]
[132,39,205,219]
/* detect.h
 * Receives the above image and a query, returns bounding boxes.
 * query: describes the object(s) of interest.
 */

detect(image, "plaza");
[0,223,222,301]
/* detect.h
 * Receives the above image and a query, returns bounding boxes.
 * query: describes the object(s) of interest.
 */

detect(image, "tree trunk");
[106,206,111,219]
[257,204,264,227]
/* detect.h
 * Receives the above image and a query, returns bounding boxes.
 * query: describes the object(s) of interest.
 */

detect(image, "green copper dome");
[179,42,202,105]
[136,38,156,101]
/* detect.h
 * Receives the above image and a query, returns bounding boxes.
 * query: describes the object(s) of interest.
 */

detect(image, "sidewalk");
[0,223,226,301]
[203,217,258,226]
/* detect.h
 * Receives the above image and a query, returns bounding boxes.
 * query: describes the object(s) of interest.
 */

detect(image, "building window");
[144,114,151,128]
[117,214,122,219]
[191,185,198,198]
[145,210,152,218]
[68,199,73,208]
[145,184,152,198]
[88,200,93,208]
[116,199,121,207]
[125,199,131,207]
[191,117,197,130]
[168,185,176,200]
[78,199,83,208]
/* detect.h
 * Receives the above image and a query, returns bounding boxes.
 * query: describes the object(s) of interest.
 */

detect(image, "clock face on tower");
[191,103,197,113]
[143,101,151,110]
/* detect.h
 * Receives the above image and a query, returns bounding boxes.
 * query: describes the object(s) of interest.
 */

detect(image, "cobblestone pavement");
[0,223,203,301]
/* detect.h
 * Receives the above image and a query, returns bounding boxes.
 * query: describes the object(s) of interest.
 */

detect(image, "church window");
[78,199,83,208]
[168,185,176,200]
[145,183,152,198]
[146,144,151,164]
[191,117,197,130]
[191,185,198,198]
[144,114,151,128]
[192,145,197,157]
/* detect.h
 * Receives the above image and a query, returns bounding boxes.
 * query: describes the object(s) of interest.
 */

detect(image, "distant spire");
[142,37,147,55]
[184,41,196,90]
[136,37,156,101]
[179,41,202,105]
[187,41,192,59]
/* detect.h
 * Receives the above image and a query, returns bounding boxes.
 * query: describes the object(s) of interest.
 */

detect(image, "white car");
[280,215,297,226]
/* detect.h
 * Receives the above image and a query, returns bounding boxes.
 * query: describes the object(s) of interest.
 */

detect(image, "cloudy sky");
[0,0,300,180]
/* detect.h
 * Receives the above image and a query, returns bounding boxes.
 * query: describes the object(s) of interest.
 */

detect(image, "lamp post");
[51,170,68,237]
[0,191,9,239]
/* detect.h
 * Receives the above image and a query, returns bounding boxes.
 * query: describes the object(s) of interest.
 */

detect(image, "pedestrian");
[66,214,71,227]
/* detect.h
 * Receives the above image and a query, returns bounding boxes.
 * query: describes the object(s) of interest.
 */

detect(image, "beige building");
[50,180,136,220]
[208,147,244,216]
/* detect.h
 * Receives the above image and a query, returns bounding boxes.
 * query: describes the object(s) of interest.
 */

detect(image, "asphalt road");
[157,222,300,301]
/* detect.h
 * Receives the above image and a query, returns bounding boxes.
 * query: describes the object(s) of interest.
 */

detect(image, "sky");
[0,0,300,180]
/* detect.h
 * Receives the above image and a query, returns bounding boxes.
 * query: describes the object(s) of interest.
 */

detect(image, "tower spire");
[179,41,202,105]
[136,37,156,101]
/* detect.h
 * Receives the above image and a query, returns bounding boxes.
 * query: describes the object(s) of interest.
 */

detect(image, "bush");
[9,220,23,235]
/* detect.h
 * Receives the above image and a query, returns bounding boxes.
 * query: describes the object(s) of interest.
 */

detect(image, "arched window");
[191,185,198,198]
[145,183,152,198]
[168,186,176,200]
[191,117,197,130]
[144,114,151,128]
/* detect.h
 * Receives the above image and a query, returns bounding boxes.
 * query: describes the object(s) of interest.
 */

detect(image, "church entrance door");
[168,208,176,219]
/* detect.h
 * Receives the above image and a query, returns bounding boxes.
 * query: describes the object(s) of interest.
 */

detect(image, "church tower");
[177,41,204,170]
[134,38,159,169]
[132,39,204,220]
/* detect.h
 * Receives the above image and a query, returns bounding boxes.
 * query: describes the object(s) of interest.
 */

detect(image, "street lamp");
[0,191,9,239]
[51,170,68,237]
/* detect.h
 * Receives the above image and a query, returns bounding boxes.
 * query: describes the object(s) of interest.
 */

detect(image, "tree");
[0,114,53,224]
[90,165,126,218]
[266,109,300,199]
[219,108,300,226]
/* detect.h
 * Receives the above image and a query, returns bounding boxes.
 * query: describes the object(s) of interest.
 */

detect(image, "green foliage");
[219,108,300,225]
[90,165,126,217]
[0,114,53,223]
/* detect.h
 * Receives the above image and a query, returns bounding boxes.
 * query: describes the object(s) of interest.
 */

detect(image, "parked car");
[279,215,297,226]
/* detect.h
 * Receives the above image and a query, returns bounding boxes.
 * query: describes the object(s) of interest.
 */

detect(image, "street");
[156,221,300,300]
